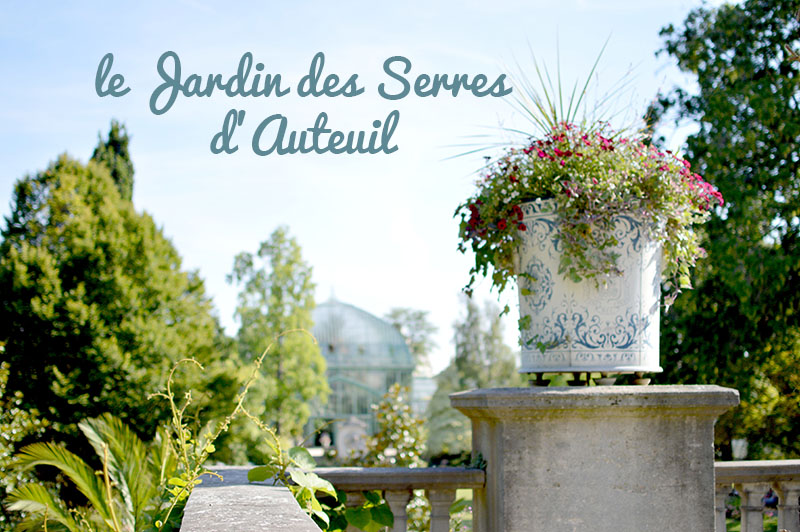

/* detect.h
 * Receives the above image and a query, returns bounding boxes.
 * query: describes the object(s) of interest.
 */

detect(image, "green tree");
[655,0,800,458]
[0,155,234,447]
[91,120,135,202]
[227,226,328,442]
[384,308,437,374]
[426,296,522,460]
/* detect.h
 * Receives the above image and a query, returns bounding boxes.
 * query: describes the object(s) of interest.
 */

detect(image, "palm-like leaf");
[6,483,83,532]
[79,414,157,529]
[12,441,117,528]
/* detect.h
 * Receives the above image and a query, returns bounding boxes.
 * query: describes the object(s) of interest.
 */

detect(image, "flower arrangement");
[455,121,724,306]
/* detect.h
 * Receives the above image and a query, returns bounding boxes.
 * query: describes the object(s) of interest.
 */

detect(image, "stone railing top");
[315,466,485,491]
[715,459,800,485]
[450,385,739,419]
[180,466,320,532]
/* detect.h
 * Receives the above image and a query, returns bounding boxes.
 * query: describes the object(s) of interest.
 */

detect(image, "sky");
[0,1,718,374]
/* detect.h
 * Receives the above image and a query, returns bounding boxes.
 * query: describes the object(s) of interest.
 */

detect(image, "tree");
[655,0,800,458]
[0,153,234,447]
[91,120,135,202]
[425,296,522,460]
[228,226,328,442]
[383,308,437,374]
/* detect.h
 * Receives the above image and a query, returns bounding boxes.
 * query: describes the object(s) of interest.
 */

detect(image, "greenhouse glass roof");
[312,299,414,370]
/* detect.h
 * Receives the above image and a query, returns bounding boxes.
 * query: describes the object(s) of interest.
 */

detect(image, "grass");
[726,514,778,532]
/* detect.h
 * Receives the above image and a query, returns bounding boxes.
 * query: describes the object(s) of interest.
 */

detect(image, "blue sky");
[0,1,718,373]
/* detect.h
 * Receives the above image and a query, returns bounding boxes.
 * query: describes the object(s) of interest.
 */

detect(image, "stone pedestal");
[450,385,739,532]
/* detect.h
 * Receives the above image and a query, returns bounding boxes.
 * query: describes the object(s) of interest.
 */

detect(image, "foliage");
[456,122,723,308]
[426,297,523,461]
[5,330,323,532]
[0,153,235,449]
[507,37,629,138]
[0,345,47,532]
[91,120,134,202]
[384,308,438,374]
[228,226,328,444]
[350,384,426,468]
[655,0,800,458]
[340,384,429,532]
[6,413,182,532]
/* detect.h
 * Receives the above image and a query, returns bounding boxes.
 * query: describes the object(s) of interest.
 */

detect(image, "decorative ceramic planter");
[516,199,663,374]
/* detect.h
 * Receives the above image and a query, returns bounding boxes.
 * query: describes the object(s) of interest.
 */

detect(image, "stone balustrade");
[315,467,485,532]
[180,460,800,531]
[180,465,484,532]
[714,460,800,532]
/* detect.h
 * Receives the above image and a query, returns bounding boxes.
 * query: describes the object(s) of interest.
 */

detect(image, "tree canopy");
[91,120,134,202]
[0,125,235,447]
[656,0,800,458]
[384,307,437,374]
[227,226,328,443]
[425,296,522,461]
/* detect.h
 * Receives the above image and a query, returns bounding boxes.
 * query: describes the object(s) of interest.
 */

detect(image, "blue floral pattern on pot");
[516,199,662,373]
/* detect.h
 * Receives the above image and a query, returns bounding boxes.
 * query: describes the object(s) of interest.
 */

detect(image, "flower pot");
[516,199,663,374]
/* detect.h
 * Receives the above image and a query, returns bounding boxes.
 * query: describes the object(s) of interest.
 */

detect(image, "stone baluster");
[344,491,366,532]
[384,490,413,532]
[738,482,770,532]
[716,484,730,532]
[427,489,455,532]
[775,481,800,532]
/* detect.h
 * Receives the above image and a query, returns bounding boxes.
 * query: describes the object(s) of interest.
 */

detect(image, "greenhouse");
[309,299,414,452]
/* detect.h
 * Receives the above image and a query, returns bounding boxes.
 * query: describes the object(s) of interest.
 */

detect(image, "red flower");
[497,219,508,231]
[518,223,527,231]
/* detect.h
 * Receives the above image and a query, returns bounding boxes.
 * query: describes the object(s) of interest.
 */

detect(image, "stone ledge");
[450,384,739,419]
[315,466,485,491]
[181,467,320,532]
[715,460,800,484]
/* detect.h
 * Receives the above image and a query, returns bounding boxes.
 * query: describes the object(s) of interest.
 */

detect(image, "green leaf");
[363,490,381,505]
[305,472,337,498]
[345,507,371,529]
[248,465,279,482]
[370,504,394,527]
[289,469,312,488]
[288,446,316,471]
[311,505,330,527]
[450,498,471,513]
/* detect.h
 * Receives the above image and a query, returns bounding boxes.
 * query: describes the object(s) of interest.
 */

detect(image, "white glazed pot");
[516,199,663,374]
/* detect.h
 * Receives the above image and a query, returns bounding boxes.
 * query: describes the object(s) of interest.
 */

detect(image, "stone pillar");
[450,385,738,532]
